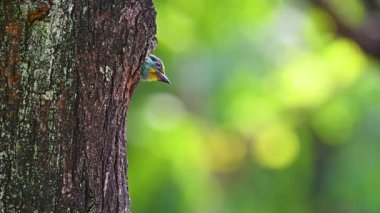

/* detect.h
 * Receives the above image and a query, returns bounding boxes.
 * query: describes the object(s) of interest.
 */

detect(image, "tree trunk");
[0,0,156,212]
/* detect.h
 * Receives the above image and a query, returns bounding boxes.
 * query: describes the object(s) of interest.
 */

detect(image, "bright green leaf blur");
[128,0,380,212]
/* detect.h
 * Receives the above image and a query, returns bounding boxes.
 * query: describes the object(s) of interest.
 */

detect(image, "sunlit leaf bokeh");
[128,0,380,212]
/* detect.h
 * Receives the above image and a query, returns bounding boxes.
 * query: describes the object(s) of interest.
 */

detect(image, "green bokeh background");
[128,0,380,212]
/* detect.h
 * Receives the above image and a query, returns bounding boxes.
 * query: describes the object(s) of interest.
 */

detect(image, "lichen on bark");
[1,0,77,211]
[1,0,156,212]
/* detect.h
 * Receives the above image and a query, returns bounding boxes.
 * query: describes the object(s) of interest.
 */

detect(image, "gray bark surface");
[0,0,156,212]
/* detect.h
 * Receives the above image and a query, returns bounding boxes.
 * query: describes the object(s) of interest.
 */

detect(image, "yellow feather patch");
[146,67,159,82]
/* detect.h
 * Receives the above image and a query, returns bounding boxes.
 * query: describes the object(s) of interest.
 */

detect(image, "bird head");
[140,55,171,84]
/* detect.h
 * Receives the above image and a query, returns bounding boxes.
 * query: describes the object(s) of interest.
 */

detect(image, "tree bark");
[0,0,156,212]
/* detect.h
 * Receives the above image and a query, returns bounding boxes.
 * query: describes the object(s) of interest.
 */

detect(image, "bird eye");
[156,62,162,68]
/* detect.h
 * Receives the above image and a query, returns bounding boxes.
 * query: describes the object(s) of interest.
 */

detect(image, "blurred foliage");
[128,0,380,212]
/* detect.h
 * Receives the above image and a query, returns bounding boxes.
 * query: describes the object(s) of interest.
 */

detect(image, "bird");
[140,55,171,84]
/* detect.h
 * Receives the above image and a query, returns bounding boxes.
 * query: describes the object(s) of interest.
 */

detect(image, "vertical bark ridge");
[1,0,77,211]
[1,0,156,212]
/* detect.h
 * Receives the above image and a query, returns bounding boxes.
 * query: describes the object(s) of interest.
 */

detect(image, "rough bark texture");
[0,0,156,212]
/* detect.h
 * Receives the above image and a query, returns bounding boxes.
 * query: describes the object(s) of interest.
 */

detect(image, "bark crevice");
[1,0,156,212]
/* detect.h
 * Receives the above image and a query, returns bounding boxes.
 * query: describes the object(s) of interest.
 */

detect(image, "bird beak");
[157,71,171,84]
